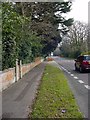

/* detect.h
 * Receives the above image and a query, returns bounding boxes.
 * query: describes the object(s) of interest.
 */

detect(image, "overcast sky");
[66,0,90,23]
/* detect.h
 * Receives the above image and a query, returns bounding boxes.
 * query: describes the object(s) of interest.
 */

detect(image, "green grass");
[30,64,83,118]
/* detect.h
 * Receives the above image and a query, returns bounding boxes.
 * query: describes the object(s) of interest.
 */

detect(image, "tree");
[61,21,88,58]
[0,3,2,71]
[15,2,73,55]
[2,2,42,69]
[2,2,73,69]
[2,2,20,69]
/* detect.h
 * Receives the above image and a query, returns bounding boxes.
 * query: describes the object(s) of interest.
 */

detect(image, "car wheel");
[79,66,83,73]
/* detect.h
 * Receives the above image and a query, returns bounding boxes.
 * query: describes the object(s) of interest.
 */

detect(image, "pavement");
[2,62,46,119]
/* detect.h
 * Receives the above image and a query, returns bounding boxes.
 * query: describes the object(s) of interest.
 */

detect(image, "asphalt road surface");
[54,56,90,119]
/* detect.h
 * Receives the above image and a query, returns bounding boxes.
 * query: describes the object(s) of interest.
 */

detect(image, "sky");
[65,0,90,23]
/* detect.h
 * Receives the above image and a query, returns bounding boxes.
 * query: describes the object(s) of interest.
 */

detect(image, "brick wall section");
[22,64,31,76]
[0,58,43,91]
[22,58,41,76]
[0,72,2,91]
[0,68,15,91]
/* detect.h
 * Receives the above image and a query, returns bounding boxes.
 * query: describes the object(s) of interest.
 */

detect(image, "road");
[54,56,90,119]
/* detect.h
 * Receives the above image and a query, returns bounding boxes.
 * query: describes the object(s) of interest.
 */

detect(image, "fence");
[0,57,43,91]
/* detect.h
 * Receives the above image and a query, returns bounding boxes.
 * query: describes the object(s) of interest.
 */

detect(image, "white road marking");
[58,66,62,70]
[84,85,90,90]
[65,69,68,71]
[59,64,89,90]
[67,72,71,74]
[70,74,74,76]
[60,66,70,73]
[61,66,67,71]
[78,80,84,84]
[73,76,78,79]
[64,69,69,72]
[63,68,66,71]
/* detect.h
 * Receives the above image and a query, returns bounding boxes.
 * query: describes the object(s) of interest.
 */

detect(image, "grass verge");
[30,64,83,118]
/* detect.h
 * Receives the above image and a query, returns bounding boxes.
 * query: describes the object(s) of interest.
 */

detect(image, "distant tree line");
[2,2,73,70]
[60,21,89,58]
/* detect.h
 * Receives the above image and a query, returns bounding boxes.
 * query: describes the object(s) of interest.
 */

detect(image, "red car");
[75,55,90,72]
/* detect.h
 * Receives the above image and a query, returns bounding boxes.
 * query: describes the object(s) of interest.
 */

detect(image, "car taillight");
[82,60,89,65]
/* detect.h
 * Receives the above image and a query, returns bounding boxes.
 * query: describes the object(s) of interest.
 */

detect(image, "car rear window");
[84,56,90,60]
